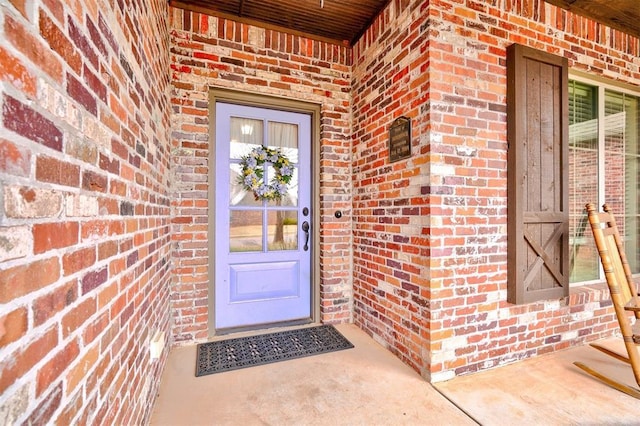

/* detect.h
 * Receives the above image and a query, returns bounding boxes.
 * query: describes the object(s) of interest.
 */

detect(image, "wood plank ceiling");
[545,0,640,39]
[170,0,640,46]
[169,0,390,46]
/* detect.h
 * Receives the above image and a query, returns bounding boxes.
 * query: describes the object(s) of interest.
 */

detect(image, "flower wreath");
[239,146,294,201]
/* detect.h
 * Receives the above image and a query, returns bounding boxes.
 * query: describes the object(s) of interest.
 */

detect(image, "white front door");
[214,102,312,330]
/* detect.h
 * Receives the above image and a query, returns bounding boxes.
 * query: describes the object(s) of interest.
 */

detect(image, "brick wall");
[351,0,433,375]
[3,2,637,421]
[352,0,640,381]
[169,8,353,342]
[0,0,171,423]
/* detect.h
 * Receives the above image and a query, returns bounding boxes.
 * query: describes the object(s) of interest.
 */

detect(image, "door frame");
[207,88,321,336]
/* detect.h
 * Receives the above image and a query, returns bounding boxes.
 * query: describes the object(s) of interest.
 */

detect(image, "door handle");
[301,221,310,251]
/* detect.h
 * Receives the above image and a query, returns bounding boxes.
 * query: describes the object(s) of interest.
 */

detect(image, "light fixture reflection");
[240,124,253,135]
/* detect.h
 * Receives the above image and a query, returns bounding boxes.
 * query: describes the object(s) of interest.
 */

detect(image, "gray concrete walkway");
[435,338,639,425]
[150,324,638,425]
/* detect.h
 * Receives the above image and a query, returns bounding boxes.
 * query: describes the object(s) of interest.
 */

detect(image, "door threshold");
[211,319,318,340]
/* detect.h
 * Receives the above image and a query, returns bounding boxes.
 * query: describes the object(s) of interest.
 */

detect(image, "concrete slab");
[152,324,640,425]
[435,339,639,425]
[150,324,476,425]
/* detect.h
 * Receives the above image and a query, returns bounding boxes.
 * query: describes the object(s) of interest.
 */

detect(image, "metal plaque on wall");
[388,116,411,162]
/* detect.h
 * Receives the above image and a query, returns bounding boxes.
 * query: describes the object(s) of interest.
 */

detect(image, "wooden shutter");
[507,44,569,304]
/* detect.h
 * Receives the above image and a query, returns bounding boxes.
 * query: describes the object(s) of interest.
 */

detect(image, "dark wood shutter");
[507,44,569,304]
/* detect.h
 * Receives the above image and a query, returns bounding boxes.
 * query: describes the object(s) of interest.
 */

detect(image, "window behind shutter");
[507,44,569,304]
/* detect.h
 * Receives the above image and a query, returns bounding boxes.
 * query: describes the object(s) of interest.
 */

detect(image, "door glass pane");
[268,121,299,207]
[267,210,298,251]
[264,166,298,207]
[267,168,299,207]
[230,163,261,207]
[268,121,298,161]
[230,210,263,252]
[230,117,263,160]
[569,81,599,282]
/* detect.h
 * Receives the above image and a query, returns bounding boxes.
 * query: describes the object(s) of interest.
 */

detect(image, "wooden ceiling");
[169,0,389,46]
[170,0,640,46]
[545,0,640,39]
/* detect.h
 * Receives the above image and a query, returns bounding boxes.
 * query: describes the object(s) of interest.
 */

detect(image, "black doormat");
[195,325,354,377]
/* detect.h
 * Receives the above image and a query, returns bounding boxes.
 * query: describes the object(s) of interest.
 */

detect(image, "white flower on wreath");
[239,146,294,201]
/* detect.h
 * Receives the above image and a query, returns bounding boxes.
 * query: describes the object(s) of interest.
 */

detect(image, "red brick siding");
[351,0,433,376]
[353,0,639,381]
[169,8,353,342]
[0,1,171,423]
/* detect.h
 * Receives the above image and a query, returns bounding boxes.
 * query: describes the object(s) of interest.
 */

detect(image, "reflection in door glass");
[267,211,298,251]
[230,210,263,252]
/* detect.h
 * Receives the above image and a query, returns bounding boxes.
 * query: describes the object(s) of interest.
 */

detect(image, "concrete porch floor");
[150,324,639,425]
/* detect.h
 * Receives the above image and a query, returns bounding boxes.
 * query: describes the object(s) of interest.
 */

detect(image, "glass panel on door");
[268,121,299,207]
[229,118,301,253]
[268,210,298,251]
[230,117,263,159]
[229,210,263,252]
